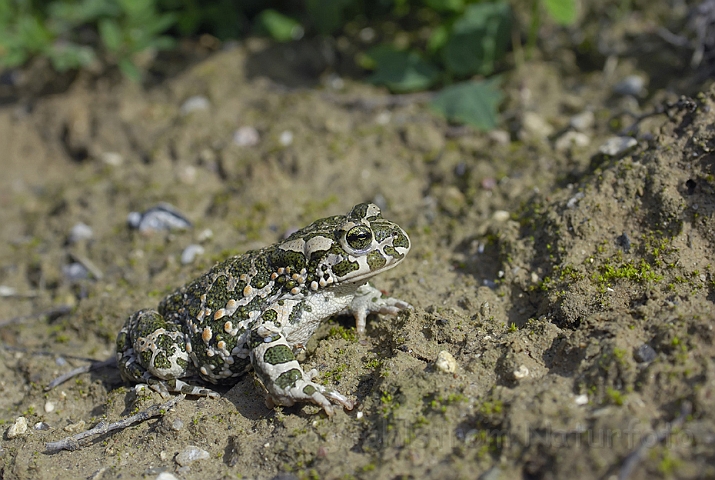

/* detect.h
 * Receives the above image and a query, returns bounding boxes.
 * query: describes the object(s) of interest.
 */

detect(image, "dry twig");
[45,394,185,452]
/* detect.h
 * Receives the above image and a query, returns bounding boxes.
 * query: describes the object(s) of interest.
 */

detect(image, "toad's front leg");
[249,324,354,416]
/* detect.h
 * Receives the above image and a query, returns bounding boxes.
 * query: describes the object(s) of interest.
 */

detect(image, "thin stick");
[45,394,185,452]
[618,401,691,480]
[45,357,117,391]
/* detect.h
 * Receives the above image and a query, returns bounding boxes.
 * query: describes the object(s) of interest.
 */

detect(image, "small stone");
[569,111,595,131]
[554,131,590,152]
[128,203,192,233]
[171,419,184,431]
[100,151,124,166]
[599,136,637,157]
[492,210,510,222]
[513,365,529,380]
[613,75,646,97]
[359,27,376,43]
[488,129,510,145]
[0,285,17,297]
[197,228,214,242]
[7,417,28,438]
[62,262,89,281]
[530,272,540,284]
[156,473,180,480]
[175,445,210,466]
[279,130,294,146]
[177,165,197,185]
[435,350,458,373]
[375,111,391,125]
[44,401,55,413]
[566,192,585,209]
[521,111,554,139]
[233,126,260,147]
[574,394,589,406]
[181,244,205,265]
[180,96,210,115]
[634,344,656,363]
[34,422,51,431]
[68,222,93,243]
[64,420,85,433]
[617,233,631,253]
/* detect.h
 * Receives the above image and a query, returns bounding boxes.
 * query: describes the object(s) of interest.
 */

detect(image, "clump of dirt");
[0,38,714,480]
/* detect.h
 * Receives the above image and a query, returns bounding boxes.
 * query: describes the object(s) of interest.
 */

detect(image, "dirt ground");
[1,19,715,480]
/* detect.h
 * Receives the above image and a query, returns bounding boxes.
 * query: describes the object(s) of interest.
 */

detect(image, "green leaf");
[118,57,141,81]
[430,78,503,130]
[48,43,96,71]
[306,0,354,34]
[427,24,449,54]
[367,45,440,93]
[442,2,512,77]
[543,0,576,25]
[257,9,302,42]
[17,16,53,54]
[99,19,123,53]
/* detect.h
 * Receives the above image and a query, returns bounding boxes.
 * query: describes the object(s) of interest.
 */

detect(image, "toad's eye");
[345,225,373,251]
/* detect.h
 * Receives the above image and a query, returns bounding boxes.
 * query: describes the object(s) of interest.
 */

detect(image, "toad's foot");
[347,283,413,335]
[250,326,354,416]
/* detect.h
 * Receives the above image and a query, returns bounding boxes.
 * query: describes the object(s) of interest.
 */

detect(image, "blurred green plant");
[0,0,175,80]
[0,0,578,128]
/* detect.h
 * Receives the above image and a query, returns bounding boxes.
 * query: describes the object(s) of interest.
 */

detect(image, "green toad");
[116,203,411,415]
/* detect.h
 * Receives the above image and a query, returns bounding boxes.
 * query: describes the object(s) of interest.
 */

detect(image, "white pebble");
[279,130,294,146]
[569,111,595,131]
[0,285,17,297]
[574,394,589,406]
[7,417,28,438]
[175,445,210,466]
[156,473,180,480]
[492,210,510,222]
[44,401,55,413]
[197,228,214,242]
[488,129,510,145]
[233,126,260,147]
[68,222,94,243]
[566,192,585,209]
[513,365,529,380]
[356,411,364,419]
[128,203,192,233]
[554,131,590,152]
[34,422,50,431]
[181,244,205,265]
[435,350,458,373]
[100,151,124,166]
[613,75,646,97]
[599,136,637,156]
[375,111,391,125]
[180,95,210,115]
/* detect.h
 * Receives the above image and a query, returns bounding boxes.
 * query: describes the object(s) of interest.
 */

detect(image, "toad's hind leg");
[249,325,354,416]
[116,309,217,398]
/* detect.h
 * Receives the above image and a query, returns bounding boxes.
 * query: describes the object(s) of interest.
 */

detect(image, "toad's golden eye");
[345,225,373,251]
